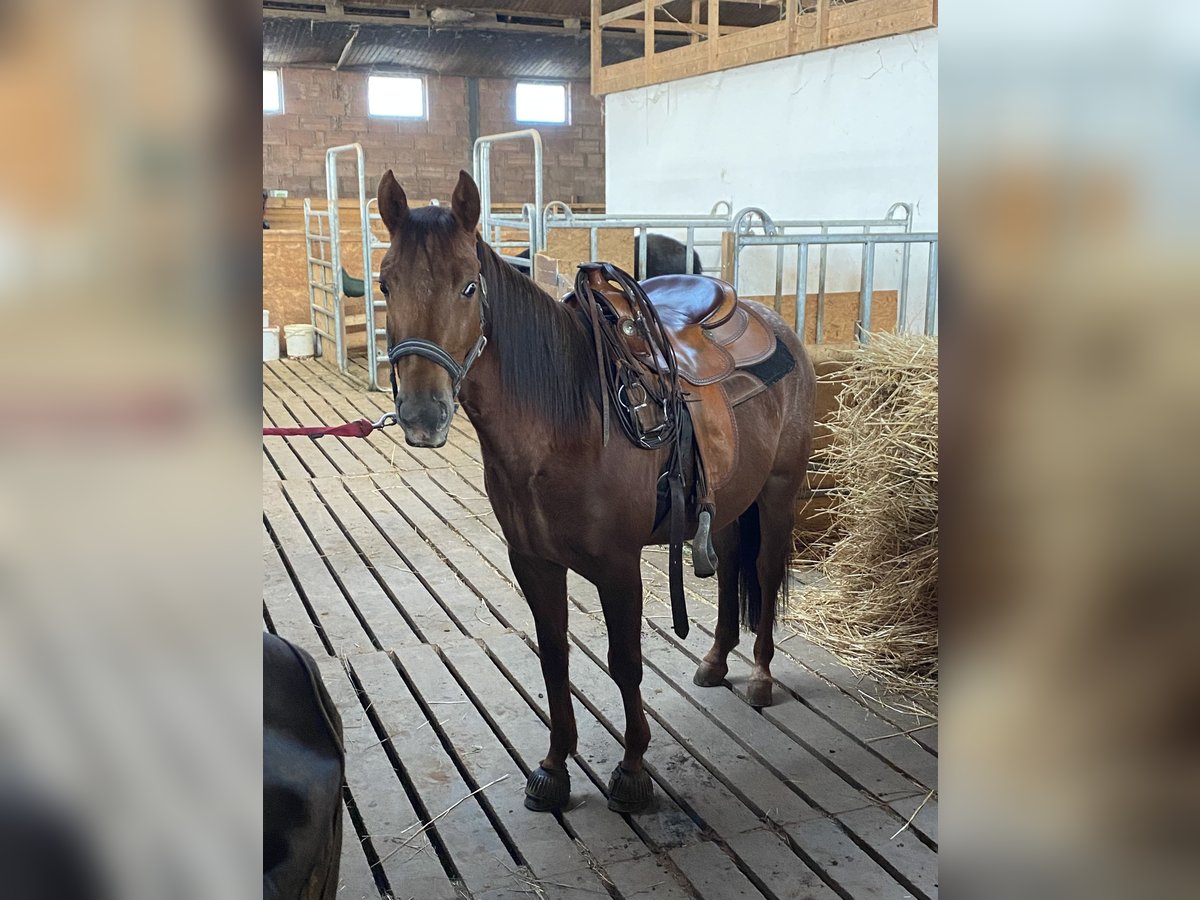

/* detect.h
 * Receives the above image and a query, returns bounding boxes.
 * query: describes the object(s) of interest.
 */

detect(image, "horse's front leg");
[593,558,655,813]
[510,549,576,812]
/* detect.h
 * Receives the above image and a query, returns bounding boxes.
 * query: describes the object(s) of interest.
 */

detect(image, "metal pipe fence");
[732,230,939,341]
[539,201,736,276]
[303,144,377,378]
[473,129,544,267]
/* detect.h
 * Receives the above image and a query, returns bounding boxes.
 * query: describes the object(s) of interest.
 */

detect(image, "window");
[515,82,569,125]
[368,75,426,119]
[263,69,282,114]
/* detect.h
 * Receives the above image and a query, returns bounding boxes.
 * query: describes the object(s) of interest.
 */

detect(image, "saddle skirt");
[568,269,790,492]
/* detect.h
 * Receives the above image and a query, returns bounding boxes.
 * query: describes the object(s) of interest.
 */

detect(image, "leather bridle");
[385,242,490,402]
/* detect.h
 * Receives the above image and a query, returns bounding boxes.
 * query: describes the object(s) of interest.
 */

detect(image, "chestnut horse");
[376,170,815,814]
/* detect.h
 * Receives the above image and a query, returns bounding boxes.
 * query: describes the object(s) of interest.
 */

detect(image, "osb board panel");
[263,230,379,332]
[545,227,634,273]
[745,291,899,344]
[263,232,314,330]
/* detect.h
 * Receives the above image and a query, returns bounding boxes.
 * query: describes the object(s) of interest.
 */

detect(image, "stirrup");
[693,507,718,578]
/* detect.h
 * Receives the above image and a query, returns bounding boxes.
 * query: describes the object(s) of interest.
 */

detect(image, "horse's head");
[377,169,485,448]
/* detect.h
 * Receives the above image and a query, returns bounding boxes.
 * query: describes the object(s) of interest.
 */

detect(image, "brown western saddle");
[568,265,791,637]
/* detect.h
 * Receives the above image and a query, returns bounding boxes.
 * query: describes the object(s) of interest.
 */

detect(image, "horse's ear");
[377,169,408,236]
[450,170,480,234]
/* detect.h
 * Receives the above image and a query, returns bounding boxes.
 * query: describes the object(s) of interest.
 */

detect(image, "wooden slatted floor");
[263,358,938,900]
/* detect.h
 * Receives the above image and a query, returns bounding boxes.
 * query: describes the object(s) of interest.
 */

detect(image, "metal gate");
[303,143,387,390]
[472,129,544,269]
[729,205,937,341]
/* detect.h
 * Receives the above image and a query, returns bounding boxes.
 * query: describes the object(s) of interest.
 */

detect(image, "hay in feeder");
[787,333,939,699]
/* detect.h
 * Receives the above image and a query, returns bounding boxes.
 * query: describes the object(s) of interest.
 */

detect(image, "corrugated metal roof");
[262,2,785,78]
[264,16,643,78]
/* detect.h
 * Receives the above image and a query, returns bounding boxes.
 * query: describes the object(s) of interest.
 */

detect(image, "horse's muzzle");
[396,397,452,448]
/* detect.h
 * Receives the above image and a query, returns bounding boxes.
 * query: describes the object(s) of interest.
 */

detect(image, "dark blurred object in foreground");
[0,0,261,898]
[0,783,110,900]
[263,635,345,900]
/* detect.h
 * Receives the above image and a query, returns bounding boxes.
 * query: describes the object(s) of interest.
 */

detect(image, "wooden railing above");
[590,0,938,95]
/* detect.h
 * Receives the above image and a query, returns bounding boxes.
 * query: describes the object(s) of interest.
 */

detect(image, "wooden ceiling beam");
[263,6,697,40]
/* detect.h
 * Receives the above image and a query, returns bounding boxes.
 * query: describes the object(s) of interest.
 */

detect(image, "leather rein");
[572,263,697,640]
[385,241,490,402]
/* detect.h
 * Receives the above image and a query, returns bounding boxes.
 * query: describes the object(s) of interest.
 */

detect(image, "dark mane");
[477,241,597,436]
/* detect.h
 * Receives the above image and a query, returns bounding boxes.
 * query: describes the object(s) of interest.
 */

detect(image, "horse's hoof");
[746,679,774,708]
[524,765,570,812]
[607,764,654,813]
[692,660,728,688]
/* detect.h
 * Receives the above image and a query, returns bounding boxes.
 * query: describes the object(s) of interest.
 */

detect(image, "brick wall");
[477,79,605,207]
[263,67,605,206]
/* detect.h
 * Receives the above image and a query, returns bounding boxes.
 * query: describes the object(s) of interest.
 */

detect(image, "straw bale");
[786,333,938,699]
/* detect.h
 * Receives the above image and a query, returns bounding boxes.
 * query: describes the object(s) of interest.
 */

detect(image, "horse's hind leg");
[693,522,742,687]
[746,474,801,708]
[510,549,576,812]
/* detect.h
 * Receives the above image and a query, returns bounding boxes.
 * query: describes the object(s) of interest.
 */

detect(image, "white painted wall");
[604,30,938,332]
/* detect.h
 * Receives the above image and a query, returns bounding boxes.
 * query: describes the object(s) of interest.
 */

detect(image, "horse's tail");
[736,501,792,634]
[737,503,764,633]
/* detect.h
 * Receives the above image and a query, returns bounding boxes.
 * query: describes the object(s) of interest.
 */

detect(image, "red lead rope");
[263,413,396,440]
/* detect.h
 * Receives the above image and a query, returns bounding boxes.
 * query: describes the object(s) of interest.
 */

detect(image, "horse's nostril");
[437,401,450,426]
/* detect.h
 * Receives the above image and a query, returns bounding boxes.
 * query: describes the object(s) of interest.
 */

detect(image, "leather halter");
[386,242,490,402]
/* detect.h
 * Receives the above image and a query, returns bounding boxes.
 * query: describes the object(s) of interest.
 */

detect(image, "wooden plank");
[604,853,697,899]
[407,475,929,899]
[336,801,383,899]
[263,481,377,657]
[827,1,936,47]
[565,611,932,898]
[262,378,341,479]
[725,828,842,900]
[312,475,509,642]
[637,556,940,763]
[265,366,388,475]
[633,549,940,755]
[669,840,765,899]
[262,522,331,660]
[486,628,758,847]
[367,472,535,637]
[421,452,938,783]
[399,644,617,898]
[638,624,939,851]
[590,0,601,93]
[318,656,460,900]
[644,0,655,70]
[707,0,719,67]
[262,408,311,482]
[281,479,424,654]
[441,638,663,868]
[827,0,928,28]
[349,650,520,896]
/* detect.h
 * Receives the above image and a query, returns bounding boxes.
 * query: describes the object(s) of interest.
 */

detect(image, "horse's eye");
[379,281,389,297]
[462,282,477,298]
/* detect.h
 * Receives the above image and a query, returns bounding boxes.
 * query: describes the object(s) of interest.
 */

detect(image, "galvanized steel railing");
[730,205,937,341]
[473,129,544,269]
